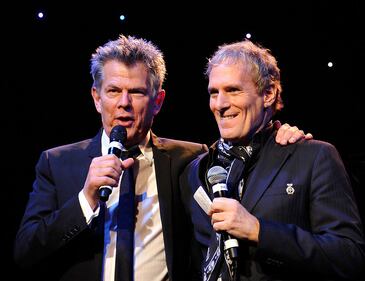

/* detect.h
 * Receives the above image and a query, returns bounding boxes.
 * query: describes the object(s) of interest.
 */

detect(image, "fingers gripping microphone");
[207,166,239,260]
[98,125,127,202]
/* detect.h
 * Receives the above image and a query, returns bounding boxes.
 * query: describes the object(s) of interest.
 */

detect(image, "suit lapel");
[70,130,102,193]
[242,137,296,212]
[151,135,174,273]
[87,130,103,158]
[152,146,172,234]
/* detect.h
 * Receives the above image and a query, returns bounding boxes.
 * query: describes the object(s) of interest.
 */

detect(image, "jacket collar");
[242,133,297,212]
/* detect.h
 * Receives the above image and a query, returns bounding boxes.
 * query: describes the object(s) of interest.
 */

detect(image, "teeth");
[221,114,235,119]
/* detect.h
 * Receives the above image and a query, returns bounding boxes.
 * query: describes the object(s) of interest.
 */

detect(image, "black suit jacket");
[14,130,207,281]
[180,132,365,280]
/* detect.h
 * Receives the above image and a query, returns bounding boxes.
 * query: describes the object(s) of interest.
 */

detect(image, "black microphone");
[98,125,127,202]
[207,165,239,260]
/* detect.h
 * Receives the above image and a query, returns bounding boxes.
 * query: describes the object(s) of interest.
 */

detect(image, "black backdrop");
[3,1,364,280]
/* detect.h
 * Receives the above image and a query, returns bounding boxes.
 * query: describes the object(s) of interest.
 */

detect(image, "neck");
[229,108,273,146]
[226,121,273,148]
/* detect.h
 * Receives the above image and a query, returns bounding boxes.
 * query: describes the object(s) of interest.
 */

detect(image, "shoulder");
[268,132,338,153]
[266,136,342,163]
[43,138,94,158]
[293,139,339,155]
[39,130,101,164]
[152,134,208,156]
[34,138,95,172]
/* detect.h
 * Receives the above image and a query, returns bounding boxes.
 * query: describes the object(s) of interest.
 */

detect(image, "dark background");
[3,0,364,279]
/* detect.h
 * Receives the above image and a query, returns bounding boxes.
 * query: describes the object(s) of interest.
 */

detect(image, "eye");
[129,88,148,97]
[208,89,218,97]
[106,88,121,98]
[129,90,146,96]
[226,87,241,94]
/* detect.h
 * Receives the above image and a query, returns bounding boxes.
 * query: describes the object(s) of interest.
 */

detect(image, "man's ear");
[91,87,102,113]
[263,88,276,109]
[153,90,166,114]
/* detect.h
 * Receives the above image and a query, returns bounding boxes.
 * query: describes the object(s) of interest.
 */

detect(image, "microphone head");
[207,166,227,185]
[110,125,127,143]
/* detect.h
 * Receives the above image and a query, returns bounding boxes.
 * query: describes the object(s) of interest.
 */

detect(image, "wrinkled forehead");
[208,62,257,92]
[209,60,255,81]
[211,56,255,75]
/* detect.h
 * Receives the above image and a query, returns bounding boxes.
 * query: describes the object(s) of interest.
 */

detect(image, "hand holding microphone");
[98,125,127,202]
[208,166,260,244]
[82,125,133,209]
[207,166,239,260]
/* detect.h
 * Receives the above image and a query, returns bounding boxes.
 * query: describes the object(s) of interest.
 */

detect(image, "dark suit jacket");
[14,130,207,281]
[180,131,365,280]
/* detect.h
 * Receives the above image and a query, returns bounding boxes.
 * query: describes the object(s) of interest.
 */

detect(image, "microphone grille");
[207,166,227,185]
[110,125,127,143]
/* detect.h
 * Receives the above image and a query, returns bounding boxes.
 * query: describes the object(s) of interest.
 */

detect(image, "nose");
[215,91,230,110]
[117,91,131,108]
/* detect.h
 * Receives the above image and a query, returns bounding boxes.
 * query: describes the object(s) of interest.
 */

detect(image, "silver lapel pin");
[286,183,295,195]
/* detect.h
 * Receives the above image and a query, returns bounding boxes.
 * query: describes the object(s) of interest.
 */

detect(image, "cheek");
[100,99,118,120]
[254,100,266,118]
[209,99,215,112]
[136,104,152,124]
[246,98,263,114]
[100,100,112,114]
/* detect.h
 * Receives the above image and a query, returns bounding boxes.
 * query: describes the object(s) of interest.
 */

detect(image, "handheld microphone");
[98,125,127,202]
[207,165,239,260]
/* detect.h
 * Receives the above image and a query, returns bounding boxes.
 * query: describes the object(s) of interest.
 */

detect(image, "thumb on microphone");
[208,197,226,216]
[121,157,135,170]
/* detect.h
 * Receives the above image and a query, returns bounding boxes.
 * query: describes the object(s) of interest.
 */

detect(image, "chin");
[219,129,233,138]
[220,134,235,142]
[220,131,242,142]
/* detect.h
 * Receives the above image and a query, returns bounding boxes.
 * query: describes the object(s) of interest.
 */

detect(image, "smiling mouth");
[220,114,237,120]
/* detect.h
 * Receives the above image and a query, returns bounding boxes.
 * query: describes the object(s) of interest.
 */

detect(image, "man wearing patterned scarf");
[180,40,364,281]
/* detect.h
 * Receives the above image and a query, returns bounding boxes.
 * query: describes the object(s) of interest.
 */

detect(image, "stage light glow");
[37,12,44,19]
[120,15,125,21]
[246,33,252,39]
[328,62,333,68]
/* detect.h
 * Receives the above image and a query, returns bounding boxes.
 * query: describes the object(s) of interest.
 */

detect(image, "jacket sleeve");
[14,151,89,268]
[255,143,365,279]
